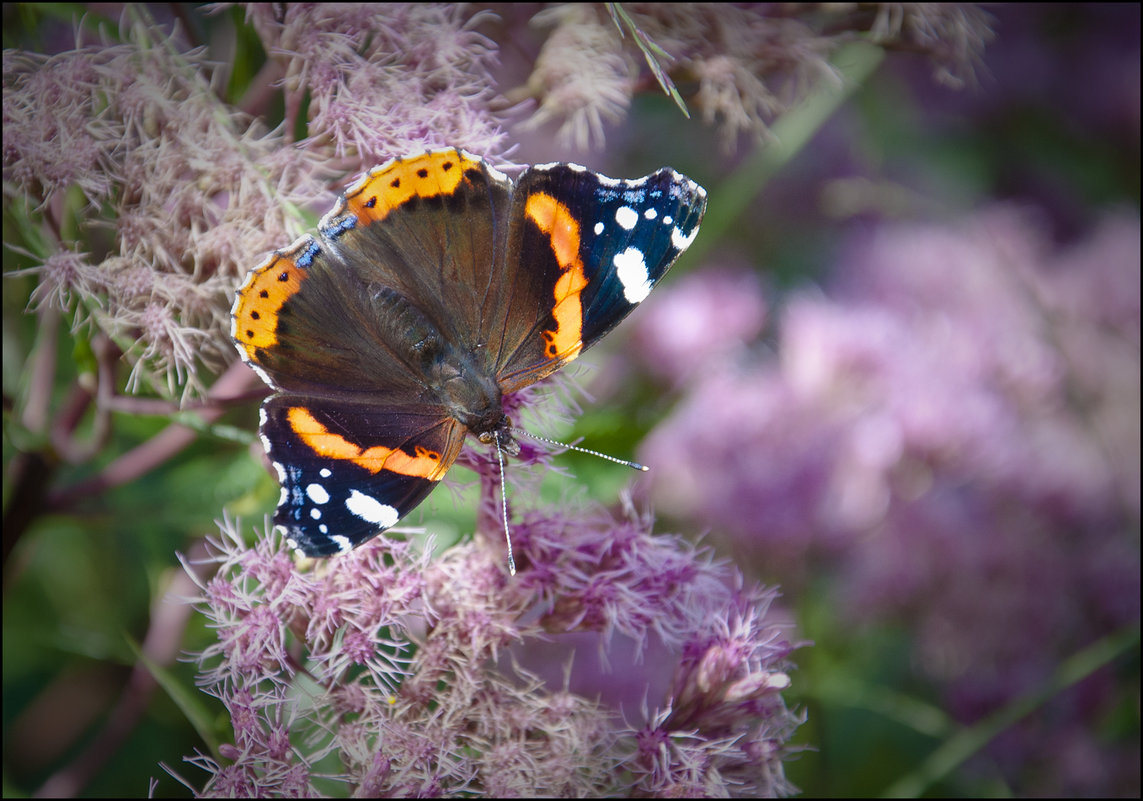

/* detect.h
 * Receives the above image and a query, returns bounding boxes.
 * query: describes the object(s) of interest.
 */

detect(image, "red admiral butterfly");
[232,149,706,567]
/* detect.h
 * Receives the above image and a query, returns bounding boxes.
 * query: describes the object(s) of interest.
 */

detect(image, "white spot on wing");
[306,483,330,504]
[613,247,651,304]
[672,224,699,251]
[594,221,604,235]
[332,534,353,554]
[614,206,638,230]
[345,489,399,528]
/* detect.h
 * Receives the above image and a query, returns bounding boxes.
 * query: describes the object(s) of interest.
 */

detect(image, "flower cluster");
[173,503,803,797]
[4,5,511,401]
[519,4,993,150]
[636,207,1140,795]
[4,28,301,398]
[240,3,507,166]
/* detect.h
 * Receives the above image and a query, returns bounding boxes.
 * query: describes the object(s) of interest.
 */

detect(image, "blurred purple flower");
[639,206,1140,794]
[631,266,767,386]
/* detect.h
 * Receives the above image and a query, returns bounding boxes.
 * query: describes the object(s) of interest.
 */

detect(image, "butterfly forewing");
[494,163,707,392]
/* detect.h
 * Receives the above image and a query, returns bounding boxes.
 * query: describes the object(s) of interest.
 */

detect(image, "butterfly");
[232,148,706,570]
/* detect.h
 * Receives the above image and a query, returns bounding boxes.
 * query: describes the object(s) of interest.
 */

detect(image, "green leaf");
[607,3,690,118]
[126,633,229,759]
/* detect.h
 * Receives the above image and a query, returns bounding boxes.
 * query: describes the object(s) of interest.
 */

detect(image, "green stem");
[883,625,1141,798]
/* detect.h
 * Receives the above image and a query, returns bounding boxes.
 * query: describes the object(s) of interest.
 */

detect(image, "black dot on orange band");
[442,161,453,171]
[251,311,260,320]
[259,289,269,298]
[277,271,289,282]
[417,168,429,178]
[391,178,400,188]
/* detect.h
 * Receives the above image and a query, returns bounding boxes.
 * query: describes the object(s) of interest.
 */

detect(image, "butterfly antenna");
[494,430,516,576]
[510,427,649,472]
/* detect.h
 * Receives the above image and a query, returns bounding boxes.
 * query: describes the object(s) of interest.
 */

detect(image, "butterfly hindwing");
[260,395,466,556]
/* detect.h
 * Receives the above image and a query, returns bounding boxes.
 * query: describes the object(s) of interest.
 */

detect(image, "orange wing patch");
[524,192,587,362]
[231,237,317,358]
[338,149,486,225]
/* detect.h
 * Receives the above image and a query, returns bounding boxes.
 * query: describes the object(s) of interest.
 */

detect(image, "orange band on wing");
[286,407,447,480]
[524,192,587,361]
[341,150,486,224]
